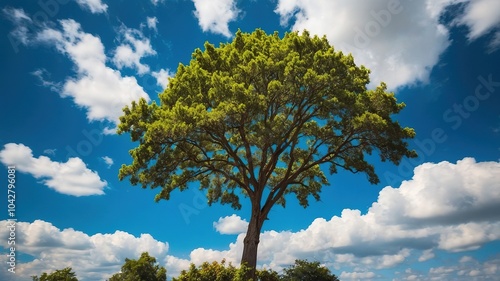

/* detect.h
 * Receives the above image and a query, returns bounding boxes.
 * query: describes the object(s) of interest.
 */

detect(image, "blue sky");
[1,0,500,280]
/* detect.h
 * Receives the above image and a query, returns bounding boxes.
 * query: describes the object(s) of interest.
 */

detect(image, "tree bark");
[241,204,265,280]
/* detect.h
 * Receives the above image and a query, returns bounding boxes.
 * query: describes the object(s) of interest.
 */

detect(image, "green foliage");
[257,268,281,281]
[118,28,416,211]
[31,267,78,281]
[280,260,339,281]
[108,252,167,281]
[171,259,339,281]
[172,260,279,281]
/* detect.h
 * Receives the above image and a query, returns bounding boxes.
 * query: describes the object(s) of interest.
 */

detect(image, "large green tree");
[118,29,416,279]
[108,252,167,281]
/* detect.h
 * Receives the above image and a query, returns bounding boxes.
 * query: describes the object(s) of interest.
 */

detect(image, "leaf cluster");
[32,267,78,281]
[172,259,338,281]
[108,252,167,281]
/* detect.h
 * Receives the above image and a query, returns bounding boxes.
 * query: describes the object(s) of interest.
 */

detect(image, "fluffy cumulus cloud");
[282,158,500,258]
[5,13,151,126]
[213,214,249,234]
[274,0,500,89]
[35,19,150,125]
[274,0,450,89]
[192,0,239,37]
[151,68,173,88]
[0,220,168,281]
[0,143,107,196]
[75,0,108,14]
[112,27,156,75]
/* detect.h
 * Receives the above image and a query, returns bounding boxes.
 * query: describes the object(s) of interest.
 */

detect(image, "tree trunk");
[241,205,265,280]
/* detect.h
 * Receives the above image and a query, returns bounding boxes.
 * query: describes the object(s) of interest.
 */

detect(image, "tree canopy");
[108,252,167,281]
[32,267,78,281]
[281,259,339,281]
[172,259,253,281]
[118,29,416,278]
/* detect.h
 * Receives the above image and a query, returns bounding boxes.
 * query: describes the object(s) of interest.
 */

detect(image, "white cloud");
[427,257,500,280]
[454,0,500,40]
[75,0,108,14]
[460,255,474,263]
[418,249,435,262]
[453,0,500,51]
[32,69,62,92]
[36,19,150,125]
[0,220,168,281]
[146,16,158,31]
[213,214,249,235]
[103,127,117,135]
[151,68,172,88]
[0,143,106,196]
[2,7,33,47]
[372,158,500,226]
[164,255,192,276]
[488,32,500,52]
[112,27,156,75]
[102,156,114,168]
[274,0,500,90]
[192,0,239,37]
[340,271,376,280]
[2,7,31,23]
[43,148,57,156]
[151,0,164,6]
[275,0,451,90]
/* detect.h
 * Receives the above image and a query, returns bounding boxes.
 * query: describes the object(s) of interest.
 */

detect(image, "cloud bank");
[0,220,168,281]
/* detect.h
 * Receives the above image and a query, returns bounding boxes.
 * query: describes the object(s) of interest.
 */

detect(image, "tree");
[118,29,417,279]
[108,252,166,281]
[32,267,78,281]
[280,260,339,281]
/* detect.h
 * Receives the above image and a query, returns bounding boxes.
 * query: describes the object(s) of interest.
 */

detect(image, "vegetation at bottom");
[31,267,78,281]
[31,252,340,281]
